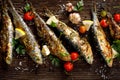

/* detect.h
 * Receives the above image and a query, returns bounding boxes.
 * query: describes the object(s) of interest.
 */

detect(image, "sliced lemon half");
[82,20,93,31]
[15,28,26,39]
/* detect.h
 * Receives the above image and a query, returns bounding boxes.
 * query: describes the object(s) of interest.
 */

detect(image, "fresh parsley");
[112,40,120,59]
[12,38,26,55]
[24,3,31,12]
[49,55,61,67]
[50,21,57,27]
[74,0,84,12]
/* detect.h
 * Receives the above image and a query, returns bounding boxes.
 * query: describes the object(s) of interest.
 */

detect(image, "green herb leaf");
[112,40,120,59]
[12,38,26,55]
[49,55,61,67]
[60,53,69,57]
[24,3,31,12]
[50,21,57,27]
[74,0,84,12]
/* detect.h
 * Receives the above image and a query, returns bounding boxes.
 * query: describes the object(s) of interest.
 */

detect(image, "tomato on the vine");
[24,11,34,21]
[114,14,120,22]
[64,62,73,72]
[70,52,79,60]
[100,19,108,28]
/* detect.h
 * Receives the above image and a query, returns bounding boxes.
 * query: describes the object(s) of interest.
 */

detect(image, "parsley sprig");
[24,3,31,12]
[112,40,120,59]
[74,0,84,12]
[12,38,26,55]
[49,55,61,67]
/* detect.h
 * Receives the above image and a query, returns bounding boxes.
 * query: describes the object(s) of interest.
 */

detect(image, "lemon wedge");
[15,28,26,39]
[82,20,93,31]
[46,16,58,25]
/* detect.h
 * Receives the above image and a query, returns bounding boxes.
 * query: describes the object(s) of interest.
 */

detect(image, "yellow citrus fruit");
[15,28,26,39]
[82,20,93,31]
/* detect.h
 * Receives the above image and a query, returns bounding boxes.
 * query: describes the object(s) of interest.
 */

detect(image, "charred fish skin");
[92,10,113,67]
[57,21,93,64]
[107,12,120,40]
[45,9,93,64]
[31,6,71,61]
[7,0,43,64]
[0,2,13,65]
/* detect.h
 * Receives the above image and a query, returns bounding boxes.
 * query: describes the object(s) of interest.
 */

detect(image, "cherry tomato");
[64,62,73,72]
[79,26,86,34]
[24,11,34,21]
[100,19,108,28]
[114,14,120,22]
[70,52,79,60]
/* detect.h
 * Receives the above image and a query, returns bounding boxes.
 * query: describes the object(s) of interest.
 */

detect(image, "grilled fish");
[7,0,43,64]
[44,8,93,64]
[107,12,120,40]
[30,5,71,61]
[91,7,113,67]
[0,2,13,64]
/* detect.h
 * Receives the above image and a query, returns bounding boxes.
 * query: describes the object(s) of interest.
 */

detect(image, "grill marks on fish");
[7,0,43,64]
[0,4,14,64]
[92,11,113,67]
[32,8,71,61]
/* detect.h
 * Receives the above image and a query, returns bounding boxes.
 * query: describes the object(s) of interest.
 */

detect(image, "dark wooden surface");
[0,0,120,80]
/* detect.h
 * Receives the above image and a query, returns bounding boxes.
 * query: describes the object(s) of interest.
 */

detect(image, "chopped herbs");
[24,3,31,12]
[50,21,57,27]
[12,38,26,55]
[49,55,61,67]
[74,0,84,12]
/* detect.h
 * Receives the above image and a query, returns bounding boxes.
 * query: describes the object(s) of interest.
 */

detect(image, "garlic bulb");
[69,13,81,24]
[65,2,74,12]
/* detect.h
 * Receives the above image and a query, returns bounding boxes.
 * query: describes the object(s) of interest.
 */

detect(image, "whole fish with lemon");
[44,8,93,64]
[0,2,13,64]
[30,4,71,61]
[7,0,43,64]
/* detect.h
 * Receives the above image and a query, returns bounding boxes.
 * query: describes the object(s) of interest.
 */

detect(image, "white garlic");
[65,2,74,12]
[69,13,81,24]
[42,45,50,57]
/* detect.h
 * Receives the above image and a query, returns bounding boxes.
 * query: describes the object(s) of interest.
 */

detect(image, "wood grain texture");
[0,0,120,80]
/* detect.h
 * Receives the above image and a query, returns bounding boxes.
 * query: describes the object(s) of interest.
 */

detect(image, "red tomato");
[100,19,108,28]
[24,12,34,21]
[70,52,79,60]
[114,14,120,22]
[79,26,87,34]
[64,62,73,72]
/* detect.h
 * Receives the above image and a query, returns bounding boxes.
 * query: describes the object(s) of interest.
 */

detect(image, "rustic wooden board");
[0,0,120,80]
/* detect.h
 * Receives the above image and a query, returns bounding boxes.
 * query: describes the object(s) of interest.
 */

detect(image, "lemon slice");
[15,28,26,39]
[82,20,93,31]
[46,16,59,25]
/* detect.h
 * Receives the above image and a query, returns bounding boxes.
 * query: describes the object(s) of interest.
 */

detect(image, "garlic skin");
[65,2,74,12]
[69,13,81,24]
